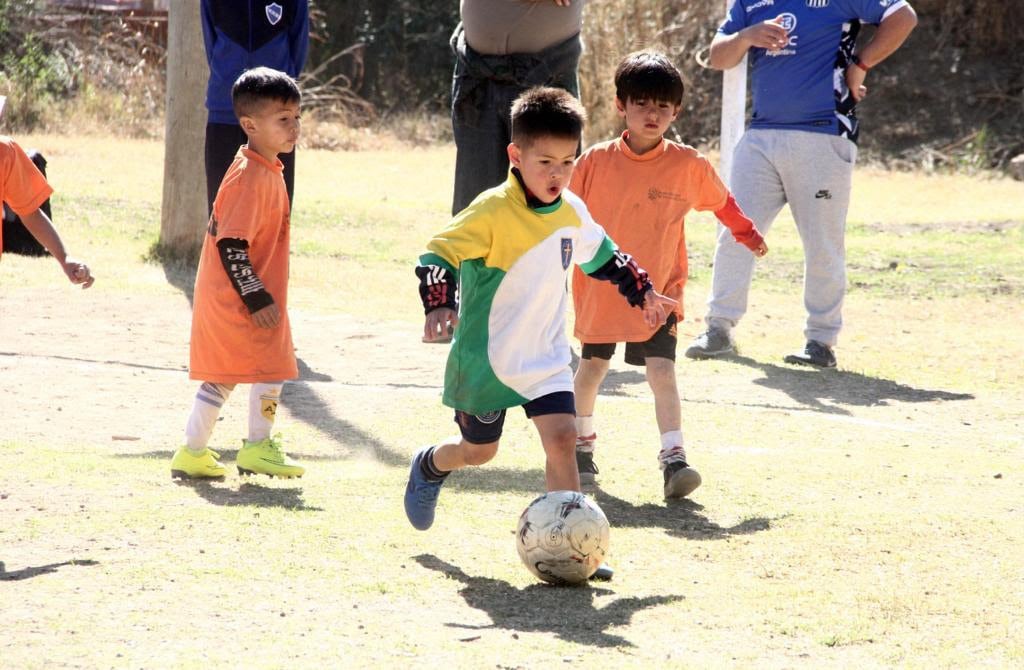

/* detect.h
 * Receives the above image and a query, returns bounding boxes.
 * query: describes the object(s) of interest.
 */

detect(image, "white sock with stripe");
[185,382,234,453]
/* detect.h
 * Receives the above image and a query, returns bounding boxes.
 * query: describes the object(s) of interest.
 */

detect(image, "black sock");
[420,446,449,481]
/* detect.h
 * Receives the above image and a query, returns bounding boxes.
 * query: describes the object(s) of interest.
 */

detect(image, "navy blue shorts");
[581,314,678,366]
[453,391,575,444]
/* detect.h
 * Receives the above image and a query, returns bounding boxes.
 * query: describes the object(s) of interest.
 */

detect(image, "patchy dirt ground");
[2,275,1020,456]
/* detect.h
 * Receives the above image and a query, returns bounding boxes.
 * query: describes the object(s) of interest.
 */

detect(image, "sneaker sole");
[782,354,836,368]
[171,469,225,480]
[589,564,614,581]
[664,467,702,499]
[684,345,734,360]
[237,466,302,479]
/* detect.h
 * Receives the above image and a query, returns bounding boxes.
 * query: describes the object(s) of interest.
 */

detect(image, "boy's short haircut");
[231,66,301,119]
[510,86,586,147]
[614,51,684,106]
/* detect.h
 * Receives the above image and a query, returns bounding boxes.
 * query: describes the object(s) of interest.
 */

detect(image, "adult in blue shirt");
[686,0,917,368]
[202,0,309,212]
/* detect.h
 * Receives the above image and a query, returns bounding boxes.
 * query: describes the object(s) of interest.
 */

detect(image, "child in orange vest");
[571,51,767,499]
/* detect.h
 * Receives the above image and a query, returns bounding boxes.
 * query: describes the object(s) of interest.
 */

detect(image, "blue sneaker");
[404,446,446,530]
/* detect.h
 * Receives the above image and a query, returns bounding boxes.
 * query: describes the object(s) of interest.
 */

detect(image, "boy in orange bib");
[171,67,304,480]
[570,51,767,498]
[1,132,94,287]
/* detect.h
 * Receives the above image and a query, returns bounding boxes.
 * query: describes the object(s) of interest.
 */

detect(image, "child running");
[570,51,767,498]
[404,86,677,580]
[170,67,305,480]
[0,132,94,288]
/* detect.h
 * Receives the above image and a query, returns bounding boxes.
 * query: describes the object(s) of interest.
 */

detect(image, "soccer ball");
[515,490,609,585]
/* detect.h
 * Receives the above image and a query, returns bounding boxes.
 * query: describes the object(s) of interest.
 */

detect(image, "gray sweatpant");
[706,128,857,347]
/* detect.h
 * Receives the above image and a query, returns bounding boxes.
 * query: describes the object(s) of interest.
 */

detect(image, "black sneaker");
[684,326,734,359]
[783,340,837,368]
[576,449,599,486]
[663,461,702,499]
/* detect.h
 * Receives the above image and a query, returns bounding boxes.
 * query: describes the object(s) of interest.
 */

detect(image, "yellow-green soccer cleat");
[237,435,305,479]
[170,447,227,480]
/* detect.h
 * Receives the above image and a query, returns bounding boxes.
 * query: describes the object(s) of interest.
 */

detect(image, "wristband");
[851,54,870,72]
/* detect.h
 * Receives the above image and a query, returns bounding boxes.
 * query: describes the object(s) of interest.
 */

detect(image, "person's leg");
[523,391,579,491]
[782,132,856,351]
[279,147,296,209]
[204,122,248,215]
[645,357,680,436]
[532,413,580,492]
[237,382,304,478]
[171,382,235,479]
[450,56,516,214]
[404,409,504,530]
[702,130,789,333]
[573,344,612,484]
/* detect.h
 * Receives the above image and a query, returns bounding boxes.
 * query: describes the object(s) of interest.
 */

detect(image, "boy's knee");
[462,440,499,466]
[544,424,578,454]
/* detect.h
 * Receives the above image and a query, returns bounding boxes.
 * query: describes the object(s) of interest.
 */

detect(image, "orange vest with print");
[0,136,54,260]
[570,133,728,343]
[190,147,297,383]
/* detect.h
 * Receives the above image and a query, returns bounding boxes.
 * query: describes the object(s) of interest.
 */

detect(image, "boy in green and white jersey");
[404,87,676,579]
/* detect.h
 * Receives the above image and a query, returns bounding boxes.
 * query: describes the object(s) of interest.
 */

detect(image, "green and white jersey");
[421,171,617,415]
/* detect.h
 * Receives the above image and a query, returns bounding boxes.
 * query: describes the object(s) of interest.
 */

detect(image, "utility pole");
[158,0,207,261]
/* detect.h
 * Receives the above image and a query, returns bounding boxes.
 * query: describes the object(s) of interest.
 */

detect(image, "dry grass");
[1,134,1023,668]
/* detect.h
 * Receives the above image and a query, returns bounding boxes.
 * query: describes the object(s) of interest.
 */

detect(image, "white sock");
[185,382,234,453]
[576,415,595,438]
[660,430,684,453]
[248,382,283,442]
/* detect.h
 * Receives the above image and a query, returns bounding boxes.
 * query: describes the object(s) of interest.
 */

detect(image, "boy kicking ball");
[404,87,677,580]
[170,67,305,480]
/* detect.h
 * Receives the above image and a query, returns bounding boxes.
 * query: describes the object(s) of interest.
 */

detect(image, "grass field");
[1,134,1023,668]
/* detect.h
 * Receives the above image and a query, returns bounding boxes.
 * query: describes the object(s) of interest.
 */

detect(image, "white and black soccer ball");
[515,490,609,585]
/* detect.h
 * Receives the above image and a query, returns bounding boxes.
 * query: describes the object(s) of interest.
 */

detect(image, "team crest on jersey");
[560,238,573,269]
[265,3,283,26]
[806,0,829,8]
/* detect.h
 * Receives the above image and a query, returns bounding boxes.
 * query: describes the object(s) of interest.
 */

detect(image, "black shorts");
[581,314,678,367]
[453,391,575,444]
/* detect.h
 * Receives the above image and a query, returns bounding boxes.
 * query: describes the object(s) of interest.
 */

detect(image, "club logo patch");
[475,411,502,425]
[265,3,283,26]
[261,397,278,421]
[560,238,573,270]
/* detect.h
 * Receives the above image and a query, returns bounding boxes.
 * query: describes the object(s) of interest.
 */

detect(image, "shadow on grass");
[719,354,974,415]
[447,469,774,539]
[0,559,99,581]
[414,554,683,648]
[172,479,322,511]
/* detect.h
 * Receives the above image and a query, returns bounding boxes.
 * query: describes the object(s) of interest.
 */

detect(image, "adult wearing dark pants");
[451,0,586,216]
[686,0,917,368]
[202,0,309,213]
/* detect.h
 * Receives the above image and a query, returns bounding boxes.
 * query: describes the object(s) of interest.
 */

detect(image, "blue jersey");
[201,0,310,125]
[719,0,907,142]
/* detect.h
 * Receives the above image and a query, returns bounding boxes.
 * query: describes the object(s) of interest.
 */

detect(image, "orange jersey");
[0,136,54,260]
[189,147,297,383]
[570,133,729,343]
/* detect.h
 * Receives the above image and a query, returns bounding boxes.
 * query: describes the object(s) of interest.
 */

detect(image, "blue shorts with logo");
[454,391,575,444]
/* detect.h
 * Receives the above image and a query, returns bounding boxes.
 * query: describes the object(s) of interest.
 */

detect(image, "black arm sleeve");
[415,264,458,315]
[586,249,653,307]
[216,238,275,314]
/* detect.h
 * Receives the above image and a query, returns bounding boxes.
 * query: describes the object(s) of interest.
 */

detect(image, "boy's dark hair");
[510,86,586,147]
[231,66,301,119]
[614,51,684,105]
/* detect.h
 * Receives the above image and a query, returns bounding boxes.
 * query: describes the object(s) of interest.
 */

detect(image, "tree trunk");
[159,0,208,262]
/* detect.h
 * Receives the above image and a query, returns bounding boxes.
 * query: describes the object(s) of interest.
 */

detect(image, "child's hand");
[62,259,95,289]
[424,307,458,343]
[640,290,678,328]
[252,303,281,329]
[751,240,768,258]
